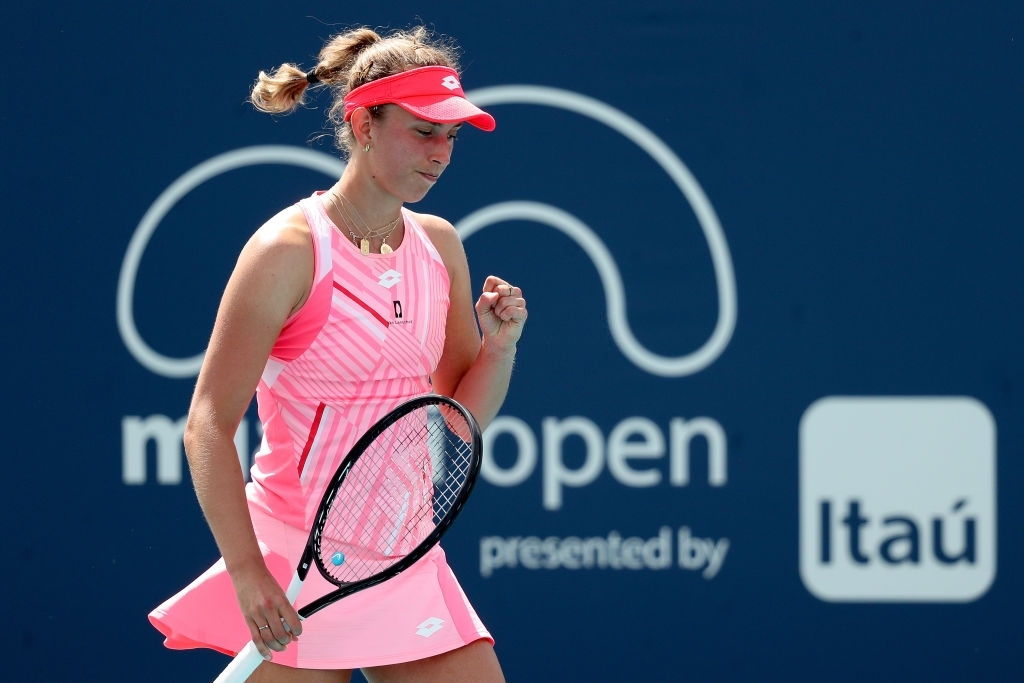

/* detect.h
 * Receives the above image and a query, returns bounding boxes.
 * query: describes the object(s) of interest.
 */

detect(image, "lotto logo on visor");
[342,65,496,131]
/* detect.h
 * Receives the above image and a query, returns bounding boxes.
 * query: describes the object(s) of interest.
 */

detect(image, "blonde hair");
[250,26,461,154]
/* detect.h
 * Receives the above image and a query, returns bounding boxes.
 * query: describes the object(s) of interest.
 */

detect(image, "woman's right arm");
[183,205,313,657]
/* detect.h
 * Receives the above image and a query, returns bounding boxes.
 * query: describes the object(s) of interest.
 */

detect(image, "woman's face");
[367,106,463,204]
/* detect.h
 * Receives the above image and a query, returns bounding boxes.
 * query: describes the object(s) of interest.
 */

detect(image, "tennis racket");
[213,394,483,682]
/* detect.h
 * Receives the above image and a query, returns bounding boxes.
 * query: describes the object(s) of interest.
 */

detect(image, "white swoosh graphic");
[461,85,736,377]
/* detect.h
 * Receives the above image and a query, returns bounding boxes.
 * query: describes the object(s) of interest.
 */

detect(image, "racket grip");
[211,641,264,683]
[284,570,304,602]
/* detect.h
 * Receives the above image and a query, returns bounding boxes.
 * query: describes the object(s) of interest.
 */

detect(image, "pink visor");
[343,65,495,131]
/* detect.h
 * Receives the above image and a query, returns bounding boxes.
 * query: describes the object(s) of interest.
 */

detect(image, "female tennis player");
[149,25,525,682]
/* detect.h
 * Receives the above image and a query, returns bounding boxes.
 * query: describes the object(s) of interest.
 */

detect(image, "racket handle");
[211,571,306,682]
[211,642,263,683]
[284,570,304,602]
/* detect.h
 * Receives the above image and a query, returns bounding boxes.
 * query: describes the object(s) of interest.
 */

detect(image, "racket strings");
[316,405,475,584]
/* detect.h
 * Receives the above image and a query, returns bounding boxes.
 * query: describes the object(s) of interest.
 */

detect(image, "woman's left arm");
[421,214,527,430]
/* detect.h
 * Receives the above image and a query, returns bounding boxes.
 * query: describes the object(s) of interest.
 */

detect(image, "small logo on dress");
[415,616,446,638]
[441,75,461,91]
[378,269,402,288]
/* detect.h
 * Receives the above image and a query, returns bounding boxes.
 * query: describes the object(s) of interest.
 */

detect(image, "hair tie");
[305,69,320,84]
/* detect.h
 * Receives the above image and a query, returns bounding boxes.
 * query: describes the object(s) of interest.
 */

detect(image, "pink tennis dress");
[149,193,492,670]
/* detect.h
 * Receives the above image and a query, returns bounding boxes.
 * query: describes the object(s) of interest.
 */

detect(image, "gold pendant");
[359,238,370,255]
[380,243,393,255]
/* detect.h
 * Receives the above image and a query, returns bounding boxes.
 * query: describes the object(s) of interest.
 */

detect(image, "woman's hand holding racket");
[230,559,303,660]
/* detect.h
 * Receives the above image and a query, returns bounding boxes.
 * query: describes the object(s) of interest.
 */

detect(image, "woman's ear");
[350,107,374,149]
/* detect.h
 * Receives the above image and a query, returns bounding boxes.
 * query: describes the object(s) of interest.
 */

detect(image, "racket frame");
[297,394,482,617]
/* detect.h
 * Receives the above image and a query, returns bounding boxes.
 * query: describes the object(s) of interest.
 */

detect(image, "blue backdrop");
[4,1,1023,681]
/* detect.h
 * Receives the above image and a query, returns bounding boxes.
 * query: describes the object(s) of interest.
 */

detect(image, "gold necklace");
[327,192,402,255]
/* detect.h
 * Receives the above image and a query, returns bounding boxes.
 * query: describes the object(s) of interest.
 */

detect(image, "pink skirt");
[148,507,492,670]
